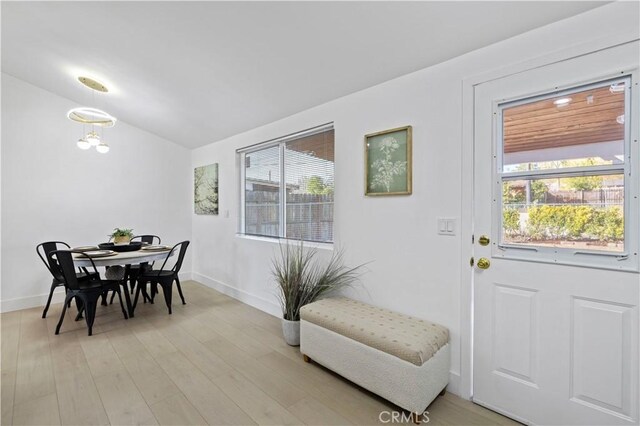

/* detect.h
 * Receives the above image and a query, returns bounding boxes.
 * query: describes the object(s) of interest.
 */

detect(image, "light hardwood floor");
[1,281,518,425]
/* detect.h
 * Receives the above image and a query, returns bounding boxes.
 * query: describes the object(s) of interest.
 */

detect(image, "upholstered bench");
[300,297,450,420]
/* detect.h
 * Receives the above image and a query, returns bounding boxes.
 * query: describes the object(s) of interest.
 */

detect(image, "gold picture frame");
[365,125,412,196]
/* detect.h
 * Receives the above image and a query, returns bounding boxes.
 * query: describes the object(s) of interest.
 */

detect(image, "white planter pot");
[281,318,300,346]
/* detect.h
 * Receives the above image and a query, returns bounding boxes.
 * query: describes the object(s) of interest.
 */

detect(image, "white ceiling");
[2,1,607,149]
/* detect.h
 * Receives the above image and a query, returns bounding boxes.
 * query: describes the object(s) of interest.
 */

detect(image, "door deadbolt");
[477,258,491,270]
[478,235,490,246]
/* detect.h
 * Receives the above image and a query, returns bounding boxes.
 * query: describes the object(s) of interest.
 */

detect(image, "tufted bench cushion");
[300,297,449,366]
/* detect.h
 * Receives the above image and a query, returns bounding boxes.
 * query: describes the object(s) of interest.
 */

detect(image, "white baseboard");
[191,272,281,318]
[1,271,194,313]
[446,371,461,397]
[1,288,66,313]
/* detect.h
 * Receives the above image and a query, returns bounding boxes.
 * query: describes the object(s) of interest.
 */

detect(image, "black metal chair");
[108,234,161,306]
[133,241,189,315]
[131,234,161,245]
[127,235,161,294]
[52,250,128,336]
[36,241,98,318]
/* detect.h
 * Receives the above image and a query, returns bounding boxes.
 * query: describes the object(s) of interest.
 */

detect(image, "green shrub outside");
[503,208,520,235]
[505,205,623,242]
[586,208,624,241]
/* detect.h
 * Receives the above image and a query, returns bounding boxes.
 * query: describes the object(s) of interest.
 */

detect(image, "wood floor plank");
[436,393,519,425]
[147,317,236,380]
[130,319,178,358]
[13,310,57,405]
[79,333,125,378]
[149,393,207,426]
[119,350,182,406]
[191,309,273,358]
[241,322,306,363]
[203,335,307,408]
[257,351,391,425]
[213,369,303,425]
[48,330,110,426]
[93,368,158,426]
[105,326,148,359]
[1,310,22,370]
[155,351,256,425]
[1,311,22,424]
[170,314,221,343]
[1,368,17,425]
[287,397,352,425]
[12,392,61,426]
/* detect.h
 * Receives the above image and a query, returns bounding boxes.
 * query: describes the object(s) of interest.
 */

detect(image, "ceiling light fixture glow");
[70,75,116,153]
[553,97,572,107]
[67,107,117,127]
[86,131,100,146]
[96,142,110,154]
[78,76,109,92]
[610,83,625,93]
[77,138,91,150]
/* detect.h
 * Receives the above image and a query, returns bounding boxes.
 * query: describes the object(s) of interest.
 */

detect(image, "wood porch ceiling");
[503,85,625,154]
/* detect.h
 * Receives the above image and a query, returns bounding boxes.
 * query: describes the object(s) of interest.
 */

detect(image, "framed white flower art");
[365,126,412,196]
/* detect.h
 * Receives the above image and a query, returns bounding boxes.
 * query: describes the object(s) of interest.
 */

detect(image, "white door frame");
[458,29,640,401]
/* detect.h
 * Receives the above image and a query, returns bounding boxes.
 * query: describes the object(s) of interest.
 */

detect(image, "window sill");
[235,234,334,251]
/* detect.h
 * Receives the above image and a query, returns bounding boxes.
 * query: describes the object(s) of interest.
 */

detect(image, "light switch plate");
[437,217,456,236]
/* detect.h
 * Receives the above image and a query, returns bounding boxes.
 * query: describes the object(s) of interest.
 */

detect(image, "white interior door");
[473,41,639,425]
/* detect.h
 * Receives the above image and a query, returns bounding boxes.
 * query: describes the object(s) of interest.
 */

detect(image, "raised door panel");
[571,297,635,420]
[492,284,538,386]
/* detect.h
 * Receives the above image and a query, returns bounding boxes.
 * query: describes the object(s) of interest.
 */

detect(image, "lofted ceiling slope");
[1,1,608,148]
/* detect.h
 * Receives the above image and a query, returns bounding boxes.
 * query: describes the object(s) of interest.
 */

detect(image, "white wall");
[1,74,192,312]
[190,2,639,396]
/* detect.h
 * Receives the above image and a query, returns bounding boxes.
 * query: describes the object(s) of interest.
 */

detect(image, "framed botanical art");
[194,163,219,215]
[365,125,412,196]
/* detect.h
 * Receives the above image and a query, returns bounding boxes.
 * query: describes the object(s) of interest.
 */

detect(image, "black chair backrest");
[51,250,82,290]
[37,241,70,281]
[157,241,190,275]
[51,250,100,290]
[131,235,161,245]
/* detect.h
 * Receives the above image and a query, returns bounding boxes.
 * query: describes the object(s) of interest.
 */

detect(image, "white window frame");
[492,74,639,272]
[237,123,334,243]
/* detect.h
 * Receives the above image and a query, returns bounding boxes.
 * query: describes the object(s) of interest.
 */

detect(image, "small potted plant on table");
[110,228,134,244]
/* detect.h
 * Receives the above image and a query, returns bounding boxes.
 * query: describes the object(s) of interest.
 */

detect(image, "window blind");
[240,124,334,243]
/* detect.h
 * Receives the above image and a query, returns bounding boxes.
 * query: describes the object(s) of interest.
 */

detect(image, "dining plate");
[72,245,99,252]
[77,250,118,258]
[141,245,171,251]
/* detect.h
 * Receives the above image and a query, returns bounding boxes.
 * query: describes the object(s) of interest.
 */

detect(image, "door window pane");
[503,81,626,172]
[502,175,624,252]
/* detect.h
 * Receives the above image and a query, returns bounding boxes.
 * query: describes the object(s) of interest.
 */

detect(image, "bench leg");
[439,387,446,396]
[302,354,311,363]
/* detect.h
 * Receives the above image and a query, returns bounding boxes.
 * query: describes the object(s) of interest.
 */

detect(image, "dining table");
[71,248,175,317]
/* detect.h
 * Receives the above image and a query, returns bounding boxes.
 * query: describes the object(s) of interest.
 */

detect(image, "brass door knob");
[478,235,490,246]
[477,258,490,270]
